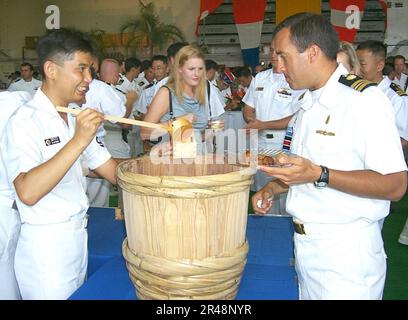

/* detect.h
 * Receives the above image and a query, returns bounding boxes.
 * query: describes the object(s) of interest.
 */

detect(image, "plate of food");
[242,149,293,167]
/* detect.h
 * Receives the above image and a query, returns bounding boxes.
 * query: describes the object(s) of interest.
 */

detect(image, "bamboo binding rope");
[123,239,249,300]
[117,156,256,300]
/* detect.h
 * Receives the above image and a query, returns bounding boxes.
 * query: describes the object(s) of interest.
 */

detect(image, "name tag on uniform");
[44,136,61,146]
[255,87,264,91]
[277,88,292,97]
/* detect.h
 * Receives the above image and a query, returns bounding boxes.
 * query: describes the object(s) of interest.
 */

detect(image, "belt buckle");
[294,222,306,235]
[82,214,89,229]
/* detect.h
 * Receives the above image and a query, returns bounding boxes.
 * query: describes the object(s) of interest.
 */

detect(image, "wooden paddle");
[56,106,169,131]
[56,106,196,158]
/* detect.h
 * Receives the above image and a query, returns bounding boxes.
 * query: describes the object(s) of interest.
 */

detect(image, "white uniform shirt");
[378,76,408,140]
[5,89,111,225]
[392,73,407,91]
[83,79,126,138]
[206,81,225,119]
[242,69,303,148]
[135,80,158,114]
[287,64,407,224]
[8,78,42,96]
[116,74,137,93]
[133,77,151,93]
[0,91,31,207]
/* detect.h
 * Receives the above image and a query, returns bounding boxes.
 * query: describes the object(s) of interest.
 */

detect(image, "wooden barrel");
[117,155,255,300]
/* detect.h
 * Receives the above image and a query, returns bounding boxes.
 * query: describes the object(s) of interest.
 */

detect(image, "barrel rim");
[116,157,256,189]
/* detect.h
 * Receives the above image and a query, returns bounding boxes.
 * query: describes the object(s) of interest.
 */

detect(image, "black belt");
[293,221,306,235]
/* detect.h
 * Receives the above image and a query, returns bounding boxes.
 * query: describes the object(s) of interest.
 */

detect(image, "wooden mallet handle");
[56,106,169,132]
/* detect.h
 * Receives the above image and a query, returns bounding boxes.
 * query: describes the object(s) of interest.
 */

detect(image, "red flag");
[330,0,366,42]
[195,0,224,36]
[233,0,267,68]
[232,0,267,24]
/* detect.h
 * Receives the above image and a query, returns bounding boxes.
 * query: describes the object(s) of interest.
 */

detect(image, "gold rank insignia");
[390,83,407,96]
[316,130,335,136]
[316,115,335,136]
[338,74,376,92]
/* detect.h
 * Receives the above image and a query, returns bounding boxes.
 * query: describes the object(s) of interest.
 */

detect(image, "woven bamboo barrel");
[117,155,255,300]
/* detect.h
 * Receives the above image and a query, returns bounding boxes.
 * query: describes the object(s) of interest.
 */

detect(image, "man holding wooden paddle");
[3,28,118,300]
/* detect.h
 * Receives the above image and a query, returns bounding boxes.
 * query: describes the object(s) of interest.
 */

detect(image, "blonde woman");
[141,45,212,154]
[337,41,361,75]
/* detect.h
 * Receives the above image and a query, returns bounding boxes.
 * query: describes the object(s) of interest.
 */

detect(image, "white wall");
[0,0,200,62]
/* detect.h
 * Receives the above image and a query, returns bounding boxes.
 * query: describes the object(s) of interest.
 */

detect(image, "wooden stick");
[56,106,169,132]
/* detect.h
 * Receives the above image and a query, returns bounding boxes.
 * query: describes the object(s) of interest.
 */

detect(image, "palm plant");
[86,29,110,57]
[120,0,186,58]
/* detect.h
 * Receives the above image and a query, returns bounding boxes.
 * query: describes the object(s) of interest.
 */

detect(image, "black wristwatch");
[314,165,329,188]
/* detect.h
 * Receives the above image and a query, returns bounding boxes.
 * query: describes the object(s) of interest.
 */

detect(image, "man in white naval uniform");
[136,55,168,116]
[83,59,136,208]
[115,57,143,157]
[242,48,303,215]
[4,28,118,300]
[8,63,42,96]
[356,41,408,242]
[392,55,407,91]
[357,41,408,160]
[253,13,407,300]
[0,91,31,299]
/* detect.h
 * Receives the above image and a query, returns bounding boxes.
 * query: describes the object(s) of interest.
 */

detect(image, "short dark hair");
[205,59,218,71]
[383,63,395,76]
[236,66,252,78]
[356,40,386,60]
[167,42,188,59]
[37,28,95,78]
[152,55,168,65]
[124,57,141,73]
[273,12,339,61]
[394,55,406,63]
[141,59,152,71]
[20,62,33,71]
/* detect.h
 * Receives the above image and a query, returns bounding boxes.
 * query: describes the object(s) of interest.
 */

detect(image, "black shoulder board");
[144,83,154,90]
[338,74,376,92]
[390,82,407,96]
[138,81,145,87]
[298,92,305,101]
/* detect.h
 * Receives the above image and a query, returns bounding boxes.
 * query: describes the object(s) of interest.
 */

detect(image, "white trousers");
[15,215,88,300]
[0,206,21,300]
[294,221,386,300]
